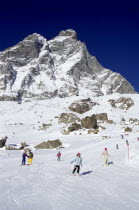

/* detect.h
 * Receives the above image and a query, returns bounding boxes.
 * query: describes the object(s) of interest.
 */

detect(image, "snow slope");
[1,93,139,210]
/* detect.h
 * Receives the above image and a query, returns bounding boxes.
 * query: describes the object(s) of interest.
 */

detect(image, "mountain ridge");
[0,29,136,101]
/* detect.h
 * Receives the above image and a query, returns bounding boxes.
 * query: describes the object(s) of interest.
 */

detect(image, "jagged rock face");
[69,98,98,114]
[108,97,134,110]
[81,115,98,129]
[0,29,136,101]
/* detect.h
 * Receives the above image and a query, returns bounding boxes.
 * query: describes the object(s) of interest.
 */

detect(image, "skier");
[70,153,82,175]
[57,151,61,161]
[28,150,33,165]
[22,151,28,165]
[137,138,139,141]
[116,144,119,149]
[126,140,129,146]
[102,148,110,166]
[121,134,124,139]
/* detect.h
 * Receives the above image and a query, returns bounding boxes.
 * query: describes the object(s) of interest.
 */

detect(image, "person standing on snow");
[116,144,119,149]
[22,151,28,165]
[126,140,129,146]
[57,151,61,161]
[28,150,33,165]
[102,148,110,166]
[70,153,82,175]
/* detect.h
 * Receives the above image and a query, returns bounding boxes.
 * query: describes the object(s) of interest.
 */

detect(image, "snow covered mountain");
[0,29,136,101]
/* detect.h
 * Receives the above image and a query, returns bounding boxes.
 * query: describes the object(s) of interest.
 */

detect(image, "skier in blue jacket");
[22,151,28,165]
[70,153,82,175]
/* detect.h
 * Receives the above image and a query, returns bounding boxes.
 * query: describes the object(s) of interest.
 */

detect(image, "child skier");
[22,151,28,165]
[28,150,33,165]
[102,148,110,166]
[70,153,82,175]
[57,151,61,161]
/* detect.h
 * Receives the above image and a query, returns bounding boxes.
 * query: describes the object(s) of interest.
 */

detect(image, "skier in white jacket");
[70,153,82,175]
[102,148,110,166]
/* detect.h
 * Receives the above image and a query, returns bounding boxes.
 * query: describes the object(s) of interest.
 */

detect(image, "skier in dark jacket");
[70,153,82,175]
[22,151,28,165]
[28,151,33,165]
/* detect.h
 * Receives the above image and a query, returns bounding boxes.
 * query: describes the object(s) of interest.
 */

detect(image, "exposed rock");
[69,98,98,114]
[95,113,108,121]
[61,129,70,135]
[68,123,81,132]
[58,113,81,124]
[35,139,62,149]
[88,129,99,134]
[106,120,115,124]
[0,29,136,101]
[81,115,98,129]
[109,97,134,110]
[38,123,52,130]
[121,118,126,121]
[58,29,77,40]
[124,127,132,132]
[0,136,8,148]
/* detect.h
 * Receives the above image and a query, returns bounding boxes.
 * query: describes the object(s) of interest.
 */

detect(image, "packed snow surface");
[1,93,139,210]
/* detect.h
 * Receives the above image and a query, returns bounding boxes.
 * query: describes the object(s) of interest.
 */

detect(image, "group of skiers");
[21,134,137,174]
[22,150,33,165]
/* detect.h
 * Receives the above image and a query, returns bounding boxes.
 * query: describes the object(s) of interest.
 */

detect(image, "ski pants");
[72,165,80,174]
[57,156,60,161]
[22,157,26,165]
[28,158,33,165]
[104,155,108,165]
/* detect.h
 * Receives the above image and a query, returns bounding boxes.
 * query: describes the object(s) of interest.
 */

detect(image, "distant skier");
[102,148,110,166]
[126,140,129,146]
[28,150,33,165]
[116,144,119,149]
[22,151,28,165]
[70,153,82,175]
[57,151,61,161]
[121,134,124,139]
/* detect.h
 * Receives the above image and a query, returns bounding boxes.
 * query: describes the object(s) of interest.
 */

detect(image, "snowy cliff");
[0,29,135,101]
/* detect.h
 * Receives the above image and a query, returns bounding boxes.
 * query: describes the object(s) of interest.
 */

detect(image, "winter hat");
[105,148,107,150]
[77,153,81,156]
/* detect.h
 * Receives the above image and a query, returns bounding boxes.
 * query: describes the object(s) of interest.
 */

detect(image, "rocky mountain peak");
[0,29,136,101]
[58,29,77,40]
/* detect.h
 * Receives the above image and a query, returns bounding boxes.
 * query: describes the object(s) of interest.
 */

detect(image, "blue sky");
[0,0,139,92]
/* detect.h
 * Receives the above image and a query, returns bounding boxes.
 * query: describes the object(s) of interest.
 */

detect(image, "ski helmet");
[77,153,81,156]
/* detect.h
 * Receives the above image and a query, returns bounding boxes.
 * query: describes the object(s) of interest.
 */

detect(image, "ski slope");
[1,94,139,210]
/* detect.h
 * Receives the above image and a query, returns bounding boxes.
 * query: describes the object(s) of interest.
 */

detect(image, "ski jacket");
[70,156,82,166]
[28,152,33,158]
[102,151,109,156]
[57,153,61,157]
[22,153,28,158]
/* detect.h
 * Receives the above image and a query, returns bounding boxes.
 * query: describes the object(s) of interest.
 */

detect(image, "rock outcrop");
[69,98,98,114]
[35,139,62,149]
[0,136,7,148]
[109,97,134,110]
[81,115,98,129]
[58,113,81,124]
[68,123,81,132]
